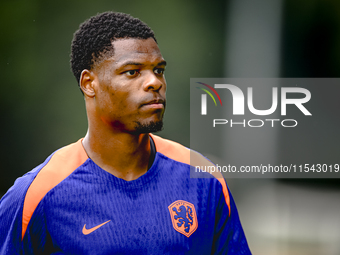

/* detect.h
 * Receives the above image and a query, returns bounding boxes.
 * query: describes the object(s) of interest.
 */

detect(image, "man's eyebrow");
[120,61,143,67]
[119,60,167,67]
[158,61,167,66]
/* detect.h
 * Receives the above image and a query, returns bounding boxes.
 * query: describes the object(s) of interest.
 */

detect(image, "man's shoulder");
[39,138,88,176]
[150,134,213,167]
[21,138,89,211]
[1,139,89,241]
[151,134,223,179]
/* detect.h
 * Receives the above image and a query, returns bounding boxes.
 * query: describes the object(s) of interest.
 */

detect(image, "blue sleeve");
[22,201,61,254]
[0,177,28,254]
[0,162,60,255]
[212,186,252,255]
[0,189,61,254]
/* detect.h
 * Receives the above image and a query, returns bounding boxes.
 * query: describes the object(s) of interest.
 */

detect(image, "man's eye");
[125,70,138,76]
[154,68,165,75]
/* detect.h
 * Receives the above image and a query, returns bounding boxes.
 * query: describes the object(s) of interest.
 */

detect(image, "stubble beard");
[133,120,164,134]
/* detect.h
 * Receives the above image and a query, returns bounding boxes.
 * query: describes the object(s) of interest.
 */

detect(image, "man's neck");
[82,129,151,181]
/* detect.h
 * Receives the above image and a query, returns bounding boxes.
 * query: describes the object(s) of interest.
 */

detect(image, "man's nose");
[143,71,163,91]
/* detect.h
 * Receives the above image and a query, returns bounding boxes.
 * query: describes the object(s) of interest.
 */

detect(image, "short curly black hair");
[70,11,156,85]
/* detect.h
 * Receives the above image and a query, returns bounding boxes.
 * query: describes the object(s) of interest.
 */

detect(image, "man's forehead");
[111,38,164,63]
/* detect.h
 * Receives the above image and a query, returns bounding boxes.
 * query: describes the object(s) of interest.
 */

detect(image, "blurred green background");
[1,0,227,189]
[1,0,340,254]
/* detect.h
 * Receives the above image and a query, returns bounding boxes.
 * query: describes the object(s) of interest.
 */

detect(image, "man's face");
[92,38,167,134]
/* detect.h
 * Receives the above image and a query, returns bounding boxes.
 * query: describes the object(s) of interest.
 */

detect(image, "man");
[0,11,251,254]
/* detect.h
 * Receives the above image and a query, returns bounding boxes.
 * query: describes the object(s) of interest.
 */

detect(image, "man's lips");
[141,99,165,109]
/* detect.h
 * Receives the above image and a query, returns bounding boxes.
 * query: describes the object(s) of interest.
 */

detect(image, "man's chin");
[132,120,164,134]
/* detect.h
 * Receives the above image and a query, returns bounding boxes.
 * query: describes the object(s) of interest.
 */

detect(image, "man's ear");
[79,69,96,97]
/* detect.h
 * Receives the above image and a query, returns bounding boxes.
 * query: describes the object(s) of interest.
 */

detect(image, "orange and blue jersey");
[0,135,251,254]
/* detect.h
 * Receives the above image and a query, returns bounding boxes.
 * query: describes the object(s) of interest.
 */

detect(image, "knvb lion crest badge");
[168,200,198,237]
